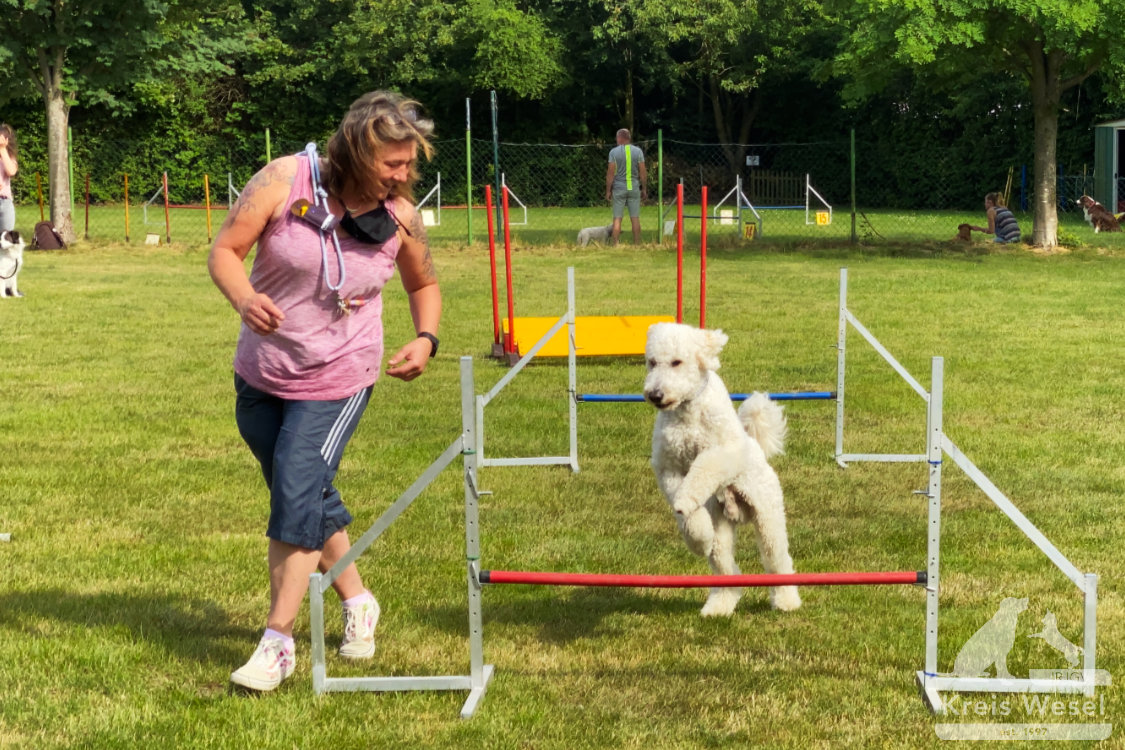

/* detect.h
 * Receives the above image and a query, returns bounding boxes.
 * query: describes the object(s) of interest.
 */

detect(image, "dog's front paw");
[771,586,801,612]
[701,588,741,617]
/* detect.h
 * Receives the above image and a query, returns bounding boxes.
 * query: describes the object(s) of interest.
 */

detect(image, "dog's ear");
[696,328,728,371]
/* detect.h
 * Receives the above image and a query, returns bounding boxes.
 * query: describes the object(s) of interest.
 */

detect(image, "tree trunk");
[40,45,74,243]
[44,89,73,242]
[1027,44,1060,248]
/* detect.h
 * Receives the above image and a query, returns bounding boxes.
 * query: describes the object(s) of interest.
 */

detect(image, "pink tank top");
[233,154,400,400]
[0,159,11,199]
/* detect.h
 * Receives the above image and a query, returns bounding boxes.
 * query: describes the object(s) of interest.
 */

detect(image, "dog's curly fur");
[644,322,801,616]
[576,225,612,247]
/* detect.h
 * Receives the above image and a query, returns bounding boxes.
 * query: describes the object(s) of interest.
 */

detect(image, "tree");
[238,0,564,139]
[0,0,246,241]
[830,0,1125,247]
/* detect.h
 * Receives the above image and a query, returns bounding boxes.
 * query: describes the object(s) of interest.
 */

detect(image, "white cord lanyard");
[305,143,346,296]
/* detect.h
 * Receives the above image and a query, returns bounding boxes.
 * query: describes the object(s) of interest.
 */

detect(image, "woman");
[968,192,1021,243]
[208,91,441,692]
[0,124,19,232]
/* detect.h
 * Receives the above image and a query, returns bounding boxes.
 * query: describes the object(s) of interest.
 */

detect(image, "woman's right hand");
[237,292,285,335]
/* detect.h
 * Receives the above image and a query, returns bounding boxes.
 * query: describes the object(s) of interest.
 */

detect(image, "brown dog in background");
[1076,195,1121,233]
[955,223,972,241]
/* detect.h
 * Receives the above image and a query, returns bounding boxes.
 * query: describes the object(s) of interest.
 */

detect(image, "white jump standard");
[834,267,1100,713]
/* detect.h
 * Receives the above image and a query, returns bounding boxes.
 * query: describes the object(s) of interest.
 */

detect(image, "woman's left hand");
[386,337,432,381]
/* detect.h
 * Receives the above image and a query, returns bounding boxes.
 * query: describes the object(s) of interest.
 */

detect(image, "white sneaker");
[339,596,380,659]
[230,635,295,691]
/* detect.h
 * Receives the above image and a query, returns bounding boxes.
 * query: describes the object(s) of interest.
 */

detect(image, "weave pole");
[502,186,515,358]
[485,185,502,357]
[700,185,708,328]
[479,570,925,588]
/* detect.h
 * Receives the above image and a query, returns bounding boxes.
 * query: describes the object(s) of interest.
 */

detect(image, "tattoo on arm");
[410,211,436,281]
[219,160,294,231]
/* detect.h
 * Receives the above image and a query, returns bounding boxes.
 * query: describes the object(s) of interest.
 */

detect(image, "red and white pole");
[676,183,684,324]
[485,185,501,352]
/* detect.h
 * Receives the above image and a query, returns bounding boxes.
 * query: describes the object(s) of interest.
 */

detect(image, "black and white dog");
[1,230,25,297]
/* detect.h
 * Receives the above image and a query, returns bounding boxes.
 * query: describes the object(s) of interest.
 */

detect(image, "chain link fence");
[8,131,1119,247]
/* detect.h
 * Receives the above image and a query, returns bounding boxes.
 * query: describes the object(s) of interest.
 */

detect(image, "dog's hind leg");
[745,481,801,611]
[700,509,743,617]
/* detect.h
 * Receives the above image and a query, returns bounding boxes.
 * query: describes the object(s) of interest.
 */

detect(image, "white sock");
[263,628,295,650]
[341,590,374,608]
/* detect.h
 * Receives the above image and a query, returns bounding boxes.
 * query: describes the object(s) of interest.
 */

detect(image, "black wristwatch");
[417,332,439,358]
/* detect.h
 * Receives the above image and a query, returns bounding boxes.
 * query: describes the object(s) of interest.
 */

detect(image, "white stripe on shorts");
[320,390,366,463]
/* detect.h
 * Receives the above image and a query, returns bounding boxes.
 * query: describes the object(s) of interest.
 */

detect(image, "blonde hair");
[324,91,434,203]
[985,191,1004,206]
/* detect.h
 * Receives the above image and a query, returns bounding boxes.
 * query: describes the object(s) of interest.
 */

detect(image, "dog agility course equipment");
[576,392,835,403]
[709,174,833,238]
[486,182,717,363]
[476,265,834,472]
[308,355,929,720]
[307,358,494,718]
[486,185,689,364]
[306,270,1100,720]
[834,267,1100,713]
[478,570,924,587]
[414,172,442,226]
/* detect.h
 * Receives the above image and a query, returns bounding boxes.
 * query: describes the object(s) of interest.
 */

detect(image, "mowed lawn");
[0,237,1122,748]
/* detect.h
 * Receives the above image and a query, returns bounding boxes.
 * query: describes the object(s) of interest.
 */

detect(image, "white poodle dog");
[644,322,801,616]
[576,225,611,247]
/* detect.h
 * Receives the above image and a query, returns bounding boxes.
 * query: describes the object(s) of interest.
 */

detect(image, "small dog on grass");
[576,225,612,247]
[955,223,973,242]
[1076,195,1121,233]
[0,230,25,298]
[644,322,801,616]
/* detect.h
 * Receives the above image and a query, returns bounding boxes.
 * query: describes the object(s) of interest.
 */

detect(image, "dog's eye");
[647,359,655,369]
[671,359,682,367]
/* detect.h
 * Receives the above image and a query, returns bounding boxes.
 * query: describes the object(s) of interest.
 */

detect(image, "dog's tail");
[737,392,787,460]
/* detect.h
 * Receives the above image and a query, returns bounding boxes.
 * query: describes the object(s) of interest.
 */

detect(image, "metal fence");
[8,132,1119,247]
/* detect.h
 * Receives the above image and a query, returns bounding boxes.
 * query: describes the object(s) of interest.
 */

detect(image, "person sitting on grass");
[967,192,1021,243]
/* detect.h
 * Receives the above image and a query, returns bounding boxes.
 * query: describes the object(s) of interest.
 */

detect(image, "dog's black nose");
[645,390,664,407]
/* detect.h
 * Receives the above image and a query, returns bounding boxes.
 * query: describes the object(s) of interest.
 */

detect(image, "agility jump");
[305,271,1100,721]
[478,570,925,588]
[487,183,712,363]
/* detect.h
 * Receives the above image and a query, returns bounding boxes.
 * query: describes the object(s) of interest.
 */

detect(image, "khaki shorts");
[612,188,641,219]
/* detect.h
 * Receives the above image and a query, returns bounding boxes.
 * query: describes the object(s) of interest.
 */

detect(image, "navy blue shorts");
[234,374,372,550]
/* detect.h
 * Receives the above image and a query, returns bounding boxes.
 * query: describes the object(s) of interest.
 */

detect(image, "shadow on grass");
[421,586,775,645]
[0,588,257,664]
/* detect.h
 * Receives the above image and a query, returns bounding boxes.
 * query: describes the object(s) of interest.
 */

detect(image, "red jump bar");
[478,570,926,588]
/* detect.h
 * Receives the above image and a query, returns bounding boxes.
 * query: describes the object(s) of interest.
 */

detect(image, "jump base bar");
[479,570,925,588]
[577,391,836,403]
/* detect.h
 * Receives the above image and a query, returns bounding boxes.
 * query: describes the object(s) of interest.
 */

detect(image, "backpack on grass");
[31,221,65,250]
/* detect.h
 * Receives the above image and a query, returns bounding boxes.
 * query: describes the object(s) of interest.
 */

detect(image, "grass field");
[1,238,1122,748]
[17,200,1125,252]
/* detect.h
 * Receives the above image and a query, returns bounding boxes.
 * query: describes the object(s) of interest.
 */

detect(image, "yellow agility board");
[502,315,675,357]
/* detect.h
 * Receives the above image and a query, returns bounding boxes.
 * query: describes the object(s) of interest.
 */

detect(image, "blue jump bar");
[577,391,836,403]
